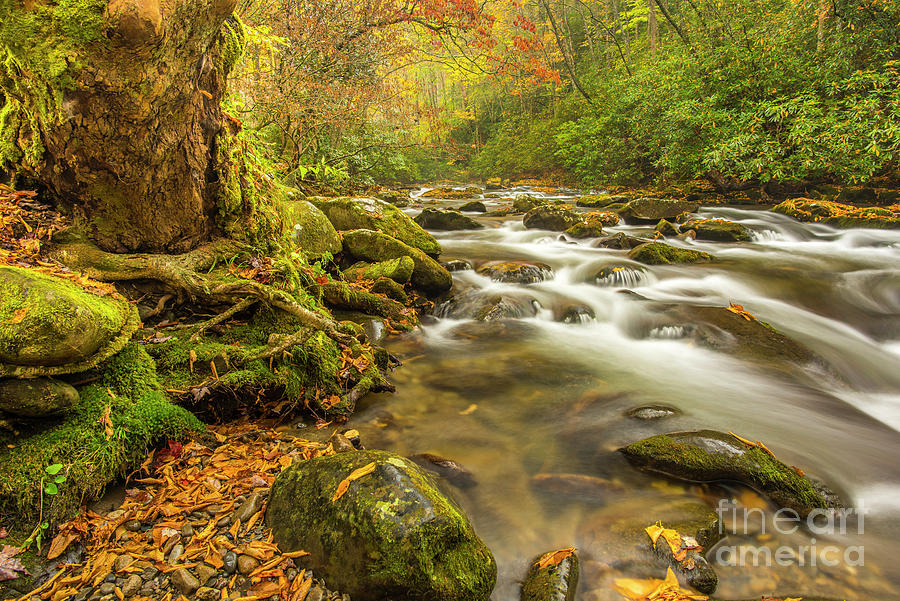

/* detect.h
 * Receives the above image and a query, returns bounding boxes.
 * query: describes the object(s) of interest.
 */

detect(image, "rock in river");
[523,206,583,231]
[680,218,751,242]
[520,549,579,601]
[620,430,843,516]
[342,229,452,295]
[267,450,496,601]
[616,197,699,224]
[476,261,553,284]
[627,242,712,265]
[415,207,484,231]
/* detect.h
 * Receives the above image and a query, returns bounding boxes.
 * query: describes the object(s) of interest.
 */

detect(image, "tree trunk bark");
[648,0,659,55]
[0,0,251,253]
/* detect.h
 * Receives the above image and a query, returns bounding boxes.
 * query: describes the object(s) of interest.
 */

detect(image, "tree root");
[190,297,258,341]
[319,280,415,328]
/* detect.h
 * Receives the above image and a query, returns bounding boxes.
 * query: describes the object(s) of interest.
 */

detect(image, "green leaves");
[43,464,67,496]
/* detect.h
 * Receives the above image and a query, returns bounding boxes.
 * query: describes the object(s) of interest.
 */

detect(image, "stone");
[530,473,623,500]
[458,200,487,212]
[512,195,548,213]
[342,256,415,284]
[654,219,680,237]
[627,242,712,265]
[311,197,442,255]
[99,583,116,595]
[414,207,483,230]
[237,554,259,575]
[222,551,238,574]
[408,453,477,489]
[370,277,408,304]
[616,197,700,224]
[342,229,452,295]
[113,555,134,572]
[195,563,217,586]
[0,376,80,417]
[772,198,900,229]
[476,261,552,284]
[562,223,604,239]
[167,543,184,565]
[196,587,219,601]
[267,450,496,601]
[121,574,142,597]
[522,206,583,231]
[443,259,472,272]
[124,520,142,532]
[277,198,342,260]
[520,550,579,601]
[0,266,140,378]
[232,492,264,524]
[620,430,843,516]
[594,232,648,250]
[583,211,619,228]
[576,194,630,208]
[421,186,480,200]
[171,568,201,596]
[680,218,751,242]
[625,405,681,420]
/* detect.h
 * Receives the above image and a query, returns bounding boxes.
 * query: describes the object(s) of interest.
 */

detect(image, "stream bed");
[345,186,900,601]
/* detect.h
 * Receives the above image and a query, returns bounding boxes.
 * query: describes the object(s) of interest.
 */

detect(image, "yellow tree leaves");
[331,461,377,502]
[614,567,708,601]
[535,547,575,569]
[726,302,756,321]
[644,522,702,562]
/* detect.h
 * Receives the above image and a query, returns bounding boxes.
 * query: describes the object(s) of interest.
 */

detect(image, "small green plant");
[23,463,67,551]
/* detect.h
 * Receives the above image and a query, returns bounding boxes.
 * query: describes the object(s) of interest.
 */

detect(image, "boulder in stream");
[523,206,583,231]
[625,404,682,420]
[267,450,496,601]
[616,197,700,224]
[594,232,648,250]
[342,256,415,284]
[627,242,712,265]
[342,229,452,295]
[680,218,752,242]
[415,207,484,231]
[0,377,80,417]
[458,200,487,212]
[513,195,549,213]
[520,549,579,601]
[576,194,630,208]
[620,430,843,516]
[772,198,900,229]
[477,261,553,284]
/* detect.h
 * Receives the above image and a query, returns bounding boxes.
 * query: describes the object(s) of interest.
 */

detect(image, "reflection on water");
[349,188,900,600]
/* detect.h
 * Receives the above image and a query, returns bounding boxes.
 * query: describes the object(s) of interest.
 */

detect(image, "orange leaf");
[46,531,78,560]
[10,307,27,324]
[535,547,575,569]
[331,462,376,502]
[726,301,755,321]
[728,431,756,447]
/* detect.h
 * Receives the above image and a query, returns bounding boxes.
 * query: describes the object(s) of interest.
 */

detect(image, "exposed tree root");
[190,297,258,341]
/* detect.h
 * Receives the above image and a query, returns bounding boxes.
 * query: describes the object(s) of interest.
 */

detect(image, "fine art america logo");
[712,499,867,567]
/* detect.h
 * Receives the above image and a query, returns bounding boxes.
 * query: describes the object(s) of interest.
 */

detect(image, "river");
[346,186,900,601]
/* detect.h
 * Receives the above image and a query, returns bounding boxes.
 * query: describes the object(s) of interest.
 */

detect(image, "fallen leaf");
[728,431,756,447]
[103,406,114,440]
[331,462,377,502]
[10,307,27,324]
[459,404,478,415]
[0,545,28,581]
[726,301,755,321]
[614,567,708,600]
[535,547,575,569]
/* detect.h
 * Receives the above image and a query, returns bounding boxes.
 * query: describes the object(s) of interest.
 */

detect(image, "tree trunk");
[0,0,254,253]
[648,0,659,55]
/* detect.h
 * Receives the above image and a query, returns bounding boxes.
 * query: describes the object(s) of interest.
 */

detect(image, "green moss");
[218,15,246,75]
[627,242,713,265]
[0,344,203,527]
[773,199,900,229]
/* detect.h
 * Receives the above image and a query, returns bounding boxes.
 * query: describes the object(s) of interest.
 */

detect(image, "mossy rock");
[372,188,410,206]
[476,261,552,284]
[435,288,538,321]
[617,198,700,224]
[772,198,900,229]
[680,219,751,242]
[520,550,578,601]
[576,194,630,208]
[311,197,442,255]
[627,242,712,265]
[343,256,415,284]
[0,377,79,417]
[654,219,680,237]
[595,232,648,250]
[267,450,497,601]
[0,266,140,378]
[620,430,843,516]
[584,211,619,227]
[0,344,203,526]
[513,195,549,213]
[458,200,487,212]
[523,206,583,231]
[342,229,452,295]
[563,223,604,238]
[371,277,409,304]
[415,207,484,231]
[277,198,342,259]
[421,186,481,200]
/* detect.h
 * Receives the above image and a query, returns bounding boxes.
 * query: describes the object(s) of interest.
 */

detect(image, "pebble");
[222,550,238,574]
[113,555,134,572]
[196,587,219,601]
[140,566,159,580]
[104,573,116,583]
[180,523,194,539]
[306,587,325,601]
[98,583,115,596]
[121,575,142,597]
[232,492,263,524]
[161,533,181,555]
[237,554,259,575]
[123,519,142,532]
[196,563,217,585]
[171,568,201,596]
[167,543,185,564]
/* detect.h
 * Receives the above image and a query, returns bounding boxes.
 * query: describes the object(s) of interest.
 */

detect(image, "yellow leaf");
[331,462,376,502]
[459,404,478,415]
[10,307,27,324]
[535,547,575,569]
[725,301,755,321]
[645,522,665,545]
[728,431,757,447]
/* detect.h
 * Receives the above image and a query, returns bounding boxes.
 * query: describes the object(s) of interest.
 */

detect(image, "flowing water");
[347,187,900,600]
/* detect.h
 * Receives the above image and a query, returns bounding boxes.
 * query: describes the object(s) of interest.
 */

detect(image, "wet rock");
[167,543,184,564]
[772,198,900,229]
[237,554,259,575]
[560,306,594,324]
[513,195,549,213]
[563,223,604,239]
[654,219,680,237]
[222,551,238,574]
[232,492,264,524]
[342,229,452,295]
[520,550,579,601]
[443,259,473,272]
[530,473,623,500]
[311,197,442,255]
[171,568,200,596]
[342,256,415,284]
[593,232,648,250]
[99,582,116,595]
[267,450,496,601]
[576,194,630,208]
[123,520,142,532]
[195,587,219,601]
[476,261,553,284]
[372,189,410,206]
[0,377,80,417]
[277,198,343,260]
[113,554,134,572]
[625,405,681,420]
[409,453,477,488]
[620,430,843,516]
[421,186,481,200]
[523,206,583,231]
[593,264,648,287]
[415,207,484,231]
[370,277,409,304]
[680,218,751,242]
[329,432,357,454]
[121,574,142,597]
[195,563,217,586]
[616,197,699,224]
[458,200,487,212]
[0,266,139,377]
[627,242,712,265]
[584,211,619,227]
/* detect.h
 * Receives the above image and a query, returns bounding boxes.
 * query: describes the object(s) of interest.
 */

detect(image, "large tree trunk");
[0,0,251,252]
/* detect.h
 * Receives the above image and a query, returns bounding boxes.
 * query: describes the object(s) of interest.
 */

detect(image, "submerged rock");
[0,266,140,378]
[627,242,712,265]
[0,377,80,417]
[530,473,623,500]
[342,229,452,295]
[409,453,477,489]
[520,549,579,601]
[620,430,842,516]
[593,264,648,287]
[593,232,649,250]
[267,450,496,601]
[523,206,583,231]
[617,198,700,224]
[415,207,484,231]
[625,404,681,420]
[311,197,441,255]
[476,261,553,284]
[443,259,473,272]
[680,218,751,242]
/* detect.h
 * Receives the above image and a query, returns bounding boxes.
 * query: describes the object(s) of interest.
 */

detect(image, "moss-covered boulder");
[520,550,579,601]
[563,223,604,238]
[654,219,680,237]
[267,450,497,601]
[311,197,442,255]
[595,232,648,250]
[421,186,482,200]
[0,266,140,378]
[372,188,411,206]
[627,242,712,265]
[513,195,549,213]
[584,211,619,227]
[415,207,484,231]
[620,430,842,516]
[576,194,630,208]
[617,198,700,224]
[0,377,79,417]
[458,200,487,212]
[277,198,342,259]
[523,206,583,231]
[342,229,452,295]
[343,256,415,284]
[680,218,751,242]
[476,261,552,284]
[772,198,900,229]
